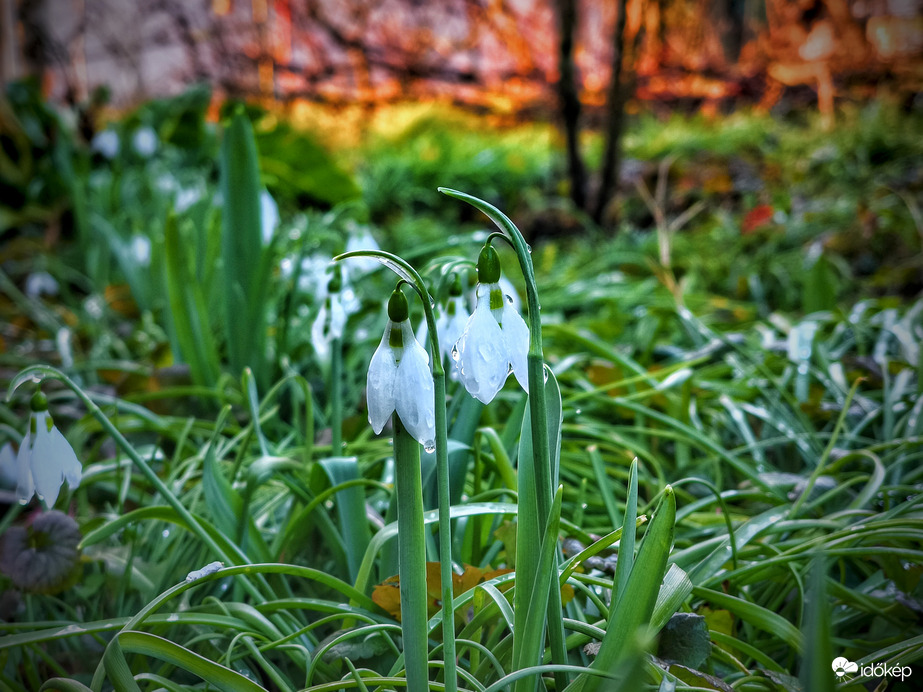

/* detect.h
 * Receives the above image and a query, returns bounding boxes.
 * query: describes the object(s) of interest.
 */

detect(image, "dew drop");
[526,244,532,253]
[424,443,436,454]
[543,370,549,383]
[575,408,582,415]
[451,346,460,361]
[505,294,514,305]
[162,529,170,539]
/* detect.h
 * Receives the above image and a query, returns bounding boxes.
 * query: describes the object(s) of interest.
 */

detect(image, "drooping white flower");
[0,442,17,488]
[260,189,280,244]
[436,293,470,362]
[367,295,435,450]
[454,282,529,403]
[91,129,120,159]
[129,234,151,266]
[132,126,158,157]
[311,268,351,361]
[15,394,82,508]
[344,223,381,276]
[24,271,59,299]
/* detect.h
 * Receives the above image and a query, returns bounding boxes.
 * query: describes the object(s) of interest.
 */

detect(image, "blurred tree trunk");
[554,0,586,210]
[716,0,745,65]
[1,0,22,84]
[592,0,630,225]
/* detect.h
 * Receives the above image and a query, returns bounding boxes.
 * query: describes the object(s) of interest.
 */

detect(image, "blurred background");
[6,0,921,115]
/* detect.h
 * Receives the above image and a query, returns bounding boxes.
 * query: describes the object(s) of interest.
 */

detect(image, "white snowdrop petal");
[502,303,530,394]
[498,276,521,312]
[15,434,34,504]
[367,326,398,434]
[30,425,63,507]
[456,292,509,404]
[50,427,82,491]
[0,442,16,488]
[436,296,470,362]
[395,328,435,449]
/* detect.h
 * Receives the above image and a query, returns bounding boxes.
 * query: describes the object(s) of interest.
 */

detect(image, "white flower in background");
[0,442,17,488]
[129,234,151,266]
[367,289,435,450]
[260,189,280,245]
[91,129,120,159]
[435,278,470,363]
[454,245,529,404]
[344,223,381,275]
[175,185,203,213]
[24,271,59,298]
[14,392,82,508]
[132,126,158,157]
[311,268,351,361]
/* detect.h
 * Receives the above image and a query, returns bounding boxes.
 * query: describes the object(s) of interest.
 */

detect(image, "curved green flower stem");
[5,365,272,608]
[392,414,430,689]
[336,249,458,691]
[438,188,568,689]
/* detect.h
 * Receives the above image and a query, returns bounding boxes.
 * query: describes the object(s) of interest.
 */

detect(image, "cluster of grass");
[0,81,921,691]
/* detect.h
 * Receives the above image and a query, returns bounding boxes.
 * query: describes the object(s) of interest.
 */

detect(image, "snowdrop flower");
[435,275,470,363]
[132,126,158,157]
[175,184,203,213]
[345,223,381,276]
[367,287,436,450]
[91,129,120,159]
[0,442,16,488]
[24,271,59,298]
[129,234,151,266]
[311,267,350,361]
[15,392,82,508]
[260,189,280,244]
[454,244,529,404]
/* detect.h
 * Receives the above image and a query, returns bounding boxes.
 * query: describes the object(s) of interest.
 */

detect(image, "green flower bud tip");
[30,391,49,413]
[477,244,501,284]
[449,273,464,297]
[387,287,409,322]
[387,287,409,348]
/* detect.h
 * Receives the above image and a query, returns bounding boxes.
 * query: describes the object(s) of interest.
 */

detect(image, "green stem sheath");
[434,370,458,692]
[393,414,430,688]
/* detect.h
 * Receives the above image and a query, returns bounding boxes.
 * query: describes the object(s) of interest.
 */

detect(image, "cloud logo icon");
[831,657,859,677]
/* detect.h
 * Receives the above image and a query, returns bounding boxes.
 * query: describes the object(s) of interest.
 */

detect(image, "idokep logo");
[832,656,913,683]
[831,657,858,678]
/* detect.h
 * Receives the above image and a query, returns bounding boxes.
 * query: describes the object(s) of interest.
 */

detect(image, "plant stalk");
[393,414,430,688]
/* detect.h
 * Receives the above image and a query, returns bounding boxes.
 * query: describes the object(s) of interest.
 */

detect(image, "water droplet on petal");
[544,370,549,383]
[505,294,514,305]
[451,346,460,361]
[424,443,436,454]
